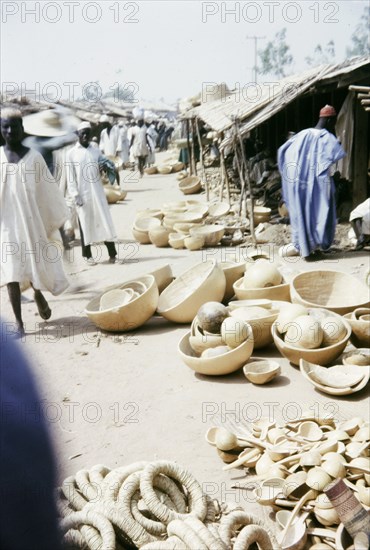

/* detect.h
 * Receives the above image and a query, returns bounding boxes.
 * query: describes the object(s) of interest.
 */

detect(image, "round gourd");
[285,315,324,349]
[221,317,252,349]
[197,302,229,334]
[243,260,282,289]
[276,303,308,334]
[320,316,347,346]
[201,345,231,358]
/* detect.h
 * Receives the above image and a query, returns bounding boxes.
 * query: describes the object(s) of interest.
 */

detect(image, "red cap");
[319,105,337,117]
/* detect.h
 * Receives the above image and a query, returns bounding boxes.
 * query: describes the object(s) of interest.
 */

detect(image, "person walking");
[0,108,69,336]
[66,122,118,265]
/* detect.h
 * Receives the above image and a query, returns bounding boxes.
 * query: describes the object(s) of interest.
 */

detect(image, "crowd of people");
[1,103,369,337]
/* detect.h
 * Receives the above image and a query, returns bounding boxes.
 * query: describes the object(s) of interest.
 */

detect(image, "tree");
[257,28,293,79]
[305,40,336,67]
[346,6,370,57]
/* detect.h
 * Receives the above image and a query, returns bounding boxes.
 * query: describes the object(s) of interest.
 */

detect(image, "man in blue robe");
[278,105,346,260]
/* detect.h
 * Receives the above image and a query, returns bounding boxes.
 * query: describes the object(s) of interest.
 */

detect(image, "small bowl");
[173,222,203,235]
[208,202,230,218]
[157,164,172,174]
[157,260,226,323]
[342,349,370,367]
[132,227,151,244]
[178,176,202,195]
[253,206,271,225]
[271,309,351,366]
[134,216,161,232]
[230,305,279,349]
[148,225,170,247]
[243,359,281,384]
[189,224,225,246]
[343,309,370,347]
[143,166,158,175]
[233,276,291,302]
[184,235,205,251]
[178,331,254,376]
[85,275,158,332]
[168,233,185,249]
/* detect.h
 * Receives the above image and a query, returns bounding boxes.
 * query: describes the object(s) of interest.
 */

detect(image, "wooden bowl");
[184,235,205,251]
[291,270,370,315]
[243,359,281,384]
[136,209,163,220]
[157,260,226,323]
[343,308,370,347]
[157,165,172,174]
[104,185,126,204]
[178,331,253,376]
[85,275,159,332]
[148,225,170,247]
[148,264,174,294]
[189,224,225,246]
[219,261,246,302]
[134,216,161,232]
[132,227,151,244]
[178,176,202,195]
[168,233,185,249]
[253,206,271,225]
[144,166,158,175]
[170,161,184,173]
[272,311,351,366]
[342,348,370,367]
[173,222,203,235]
[208,202,230,218]
[233,277,291,302]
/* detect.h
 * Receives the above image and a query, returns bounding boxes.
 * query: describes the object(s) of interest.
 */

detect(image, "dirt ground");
[2,151,369,529]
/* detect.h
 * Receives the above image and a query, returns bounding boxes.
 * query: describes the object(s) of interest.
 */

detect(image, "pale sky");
[1,0,368,105]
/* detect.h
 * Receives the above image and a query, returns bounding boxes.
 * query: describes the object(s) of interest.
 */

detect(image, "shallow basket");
[144,166,158,175]
[157,165,172,175]
[157,260,226,323]
[85,275,159,332]
[178,331,254,376]
[271,309,351,366]
[291,270,370,315]
[233,276,291,302]
[178,176,202,195]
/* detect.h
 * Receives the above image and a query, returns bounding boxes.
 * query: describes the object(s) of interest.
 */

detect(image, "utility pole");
[246,36,266,83]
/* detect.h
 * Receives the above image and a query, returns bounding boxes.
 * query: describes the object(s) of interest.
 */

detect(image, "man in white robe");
[130,119,152,177]
[118,121,130,165]
[99,115,121,157]
[0,108,69,336]
[66,122,118,265]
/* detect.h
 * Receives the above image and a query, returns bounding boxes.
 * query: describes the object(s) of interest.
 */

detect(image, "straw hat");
[22,109,80,137]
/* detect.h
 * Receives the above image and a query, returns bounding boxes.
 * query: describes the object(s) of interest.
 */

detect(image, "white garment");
[350,198,370,234]
[53,144,78,231]
[99,125,121,157]
[132,124,150,157]
[128,126,138,163]
[119,125,130,164]
[147,125,158,165]
[66,143,117,245]
[0,147,69,294]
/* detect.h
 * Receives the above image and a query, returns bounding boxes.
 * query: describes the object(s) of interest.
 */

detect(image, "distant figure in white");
[146,116,158,167]
[118,120,130,166]
[130,118,152,177]
[99,114,121,157]
[67,122,118,266]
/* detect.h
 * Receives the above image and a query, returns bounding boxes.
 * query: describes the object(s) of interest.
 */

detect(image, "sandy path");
[1,153,369,519]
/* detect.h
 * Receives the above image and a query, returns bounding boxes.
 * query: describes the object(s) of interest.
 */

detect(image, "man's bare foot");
[34,291,52,320]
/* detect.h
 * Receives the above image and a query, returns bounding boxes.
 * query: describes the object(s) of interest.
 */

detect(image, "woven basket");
[291,270,370,315]
[157,165,172,175]
[144,166,158,175]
